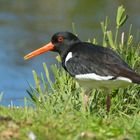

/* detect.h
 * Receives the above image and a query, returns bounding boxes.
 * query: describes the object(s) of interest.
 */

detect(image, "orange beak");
[24,42,55,60]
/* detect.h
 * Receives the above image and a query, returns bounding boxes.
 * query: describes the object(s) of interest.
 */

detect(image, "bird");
[24,31,140,112]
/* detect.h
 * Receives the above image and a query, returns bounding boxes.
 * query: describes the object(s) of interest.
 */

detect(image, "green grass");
[0,5,140,140]
[0,106,140,140]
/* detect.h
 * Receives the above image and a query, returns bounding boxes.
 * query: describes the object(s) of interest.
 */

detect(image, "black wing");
[62,42,140,83]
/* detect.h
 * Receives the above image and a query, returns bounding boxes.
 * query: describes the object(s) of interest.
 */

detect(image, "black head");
[51,31,80,55]
[24,31,80,60]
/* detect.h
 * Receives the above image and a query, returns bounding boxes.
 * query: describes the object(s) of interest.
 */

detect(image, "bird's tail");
[125,70,140,84]
[131,74,140,84]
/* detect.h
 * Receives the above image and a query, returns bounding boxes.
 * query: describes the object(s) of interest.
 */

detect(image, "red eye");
[58,36,64,42]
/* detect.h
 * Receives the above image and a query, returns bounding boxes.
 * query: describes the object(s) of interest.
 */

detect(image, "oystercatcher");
[24,31,140,112]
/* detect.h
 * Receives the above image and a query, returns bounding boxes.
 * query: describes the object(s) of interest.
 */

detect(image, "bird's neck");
[59,41,79,59]
[59,46,71,60]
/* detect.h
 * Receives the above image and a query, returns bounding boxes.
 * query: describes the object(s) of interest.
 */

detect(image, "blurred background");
[0,0,140,106]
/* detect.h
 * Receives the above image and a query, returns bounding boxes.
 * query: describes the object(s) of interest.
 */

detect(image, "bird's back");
[64,42,140,85]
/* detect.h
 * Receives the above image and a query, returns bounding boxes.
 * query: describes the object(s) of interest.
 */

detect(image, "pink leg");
[84,94,89,110]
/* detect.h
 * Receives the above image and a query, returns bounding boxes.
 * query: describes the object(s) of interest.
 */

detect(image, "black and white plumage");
[24,31,140,111]
[62,42,140,90]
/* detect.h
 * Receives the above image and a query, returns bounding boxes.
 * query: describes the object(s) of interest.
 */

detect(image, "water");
[0,0,140,106]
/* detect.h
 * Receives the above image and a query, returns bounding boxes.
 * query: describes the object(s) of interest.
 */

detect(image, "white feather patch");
[116,77,132,83]
[65,52,72,65]
[75,73,113,81]
[75,73,132,90]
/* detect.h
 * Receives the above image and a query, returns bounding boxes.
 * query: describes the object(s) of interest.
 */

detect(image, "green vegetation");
[0,106,140,140]
[0,5,140,140]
